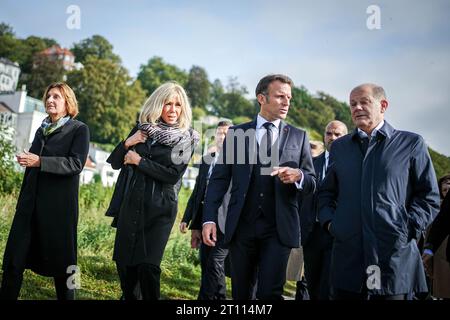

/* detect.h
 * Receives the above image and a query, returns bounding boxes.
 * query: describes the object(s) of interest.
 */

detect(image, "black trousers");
[116,263,161,300]
[303,222,333,300]
[0,267,75,300]
[198,229,228,300]
[229,216,291,300]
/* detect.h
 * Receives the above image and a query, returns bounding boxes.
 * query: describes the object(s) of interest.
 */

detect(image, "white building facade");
[0,58,20,92]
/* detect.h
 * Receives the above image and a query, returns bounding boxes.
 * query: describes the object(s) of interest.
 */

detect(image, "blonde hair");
[42,82,79,118]
[139,82,192,131]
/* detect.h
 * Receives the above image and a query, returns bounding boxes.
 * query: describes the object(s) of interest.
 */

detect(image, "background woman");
[0,82,90,300]
[106,81,199,300]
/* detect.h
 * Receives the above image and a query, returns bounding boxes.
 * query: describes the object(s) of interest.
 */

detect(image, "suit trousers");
[198,229,228,300]
[229,215,291,300]
[303,222,333,300]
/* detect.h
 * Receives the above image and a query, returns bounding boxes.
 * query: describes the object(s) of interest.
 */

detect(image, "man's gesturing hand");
[270,166,302,184]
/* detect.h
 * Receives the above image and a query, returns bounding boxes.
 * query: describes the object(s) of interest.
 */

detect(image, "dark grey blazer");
[319,121,440,295]
[203,118,316,248]
[299,152,326,246]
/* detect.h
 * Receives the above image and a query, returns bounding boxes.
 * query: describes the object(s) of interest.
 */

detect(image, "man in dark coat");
[301,120,348,300]
[202,74,316,300]
[319,83,440,300]
[180,120,232,300]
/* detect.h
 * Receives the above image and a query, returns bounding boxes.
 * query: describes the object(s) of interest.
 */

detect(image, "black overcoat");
[2,119,90,277]
[107,125,195,267]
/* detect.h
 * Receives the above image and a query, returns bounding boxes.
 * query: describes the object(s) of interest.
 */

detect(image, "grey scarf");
[138,121,199,148]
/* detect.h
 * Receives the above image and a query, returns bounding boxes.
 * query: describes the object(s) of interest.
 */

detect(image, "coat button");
[260,193,264,197]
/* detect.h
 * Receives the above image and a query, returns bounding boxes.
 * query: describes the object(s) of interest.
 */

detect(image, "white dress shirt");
[257,114,304,189]
[322,150,330,181]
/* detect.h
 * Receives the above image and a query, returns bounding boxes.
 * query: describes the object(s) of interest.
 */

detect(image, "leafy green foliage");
[137,56,188,95]
[0,26,61,97]
[185,65,210,108]
[26,54,66,99]
[67,55,145,144]
[0,126,22,194]
[0,23,14,36]
[208,78,257,119]
[71,35,121,65]
[429,148,450,180]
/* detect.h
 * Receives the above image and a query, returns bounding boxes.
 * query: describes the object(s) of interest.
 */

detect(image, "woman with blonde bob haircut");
[106,81,199,300]
[1,82,89,300]
[139,81,192,132]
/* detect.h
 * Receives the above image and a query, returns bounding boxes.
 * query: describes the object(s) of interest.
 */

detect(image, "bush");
[0,125,22,195]
[79,181,114,211]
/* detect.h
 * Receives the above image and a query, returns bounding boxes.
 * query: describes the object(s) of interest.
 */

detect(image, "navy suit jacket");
[299,152,326,246]
[203,118,316,248]
[182,154,213,230]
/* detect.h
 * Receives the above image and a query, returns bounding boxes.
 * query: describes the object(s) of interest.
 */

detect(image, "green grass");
[0,187,296,300]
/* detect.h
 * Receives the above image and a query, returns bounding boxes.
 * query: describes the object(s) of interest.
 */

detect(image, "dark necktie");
[261,122,274,157]
[360,136,369,156]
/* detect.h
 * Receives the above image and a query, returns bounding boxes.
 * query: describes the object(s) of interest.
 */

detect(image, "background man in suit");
[202,74,316,300]
[319,83,440,300]
[180,120,232,300]
[301,120,348,300]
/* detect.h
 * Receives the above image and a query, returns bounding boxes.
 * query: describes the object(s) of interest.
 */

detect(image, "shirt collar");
[357,120,385,139]
[256,114,281,130]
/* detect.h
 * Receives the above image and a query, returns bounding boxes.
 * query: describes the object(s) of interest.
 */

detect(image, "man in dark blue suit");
[319,83,440,300]
[202,74,316,300]
[301,120,348,300]
[180,120,232,300]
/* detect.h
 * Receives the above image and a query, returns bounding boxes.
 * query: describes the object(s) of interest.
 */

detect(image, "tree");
[192,107,206,121]
[137,56,188,95]
[0,29,63,93]
[67,56,145,144]
[208,77,256,119]
[185,65,210,109]
[0,32,26,65]
[0,22,14,36]
[208,79,225,114]
[27,55,66,99]
[71,35,121,65]
[429,148,450,179]
[316,92,353,129]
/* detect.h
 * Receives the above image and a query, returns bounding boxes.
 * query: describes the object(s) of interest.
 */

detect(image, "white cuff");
[295,169,304,190]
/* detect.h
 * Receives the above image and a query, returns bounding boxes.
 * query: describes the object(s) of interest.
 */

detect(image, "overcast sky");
[1,0,449,156]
